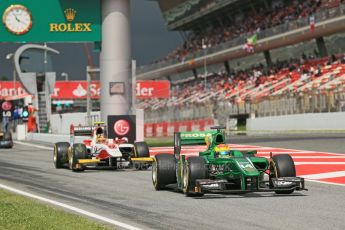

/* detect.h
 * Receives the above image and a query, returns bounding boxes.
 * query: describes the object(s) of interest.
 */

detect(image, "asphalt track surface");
[1,134,345,230]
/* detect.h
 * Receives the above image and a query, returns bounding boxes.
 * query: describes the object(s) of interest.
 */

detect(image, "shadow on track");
[161,186,307,199]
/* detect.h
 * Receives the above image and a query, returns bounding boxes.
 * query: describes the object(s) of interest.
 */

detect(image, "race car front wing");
[194,177,307,194]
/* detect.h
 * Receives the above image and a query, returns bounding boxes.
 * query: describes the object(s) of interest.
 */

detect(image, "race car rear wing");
[174,131,216,159]
[180,131,216,145]
[70,125,93,136]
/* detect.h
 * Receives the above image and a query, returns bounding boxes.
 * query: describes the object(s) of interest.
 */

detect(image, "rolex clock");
[2,5,32,35]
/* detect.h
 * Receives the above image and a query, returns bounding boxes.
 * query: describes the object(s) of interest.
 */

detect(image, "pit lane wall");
[29,112,214,144]
[25,132,88,143]
[24,111,101,143]
[247,112,345,131]
[50,112,101,134]
[49,112,214,137]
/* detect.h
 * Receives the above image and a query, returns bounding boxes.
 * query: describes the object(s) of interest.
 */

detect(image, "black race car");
[0,131,13,148]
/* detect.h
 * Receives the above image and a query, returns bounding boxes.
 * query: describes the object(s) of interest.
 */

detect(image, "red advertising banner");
[0,82,29,100]
[0,80,170,100]
[52,81,100,99]
[136,80,170,99]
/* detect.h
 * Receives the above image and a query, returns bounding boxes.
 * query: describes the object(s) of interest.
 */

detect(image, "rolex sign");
[0,0,101,42]
[50,8,92,32]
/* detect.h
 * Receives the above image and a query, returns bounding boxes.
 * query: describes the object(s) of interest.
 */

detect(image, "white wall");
[51,112,101,134]
[247,112,345,131]
[26,133,88,143]
[50,111,144,141]
[136,109,144,141]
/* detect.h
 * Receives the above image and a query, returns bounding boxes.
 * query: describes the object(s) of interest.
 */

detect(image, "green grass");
[0,189,112,230]
[145,137,173,147]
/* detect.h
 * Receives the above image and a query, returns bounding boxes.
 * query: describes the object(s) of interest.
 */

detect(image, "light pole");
[61,72,68,81]
[6,53,16,96]
[202,39,208,90]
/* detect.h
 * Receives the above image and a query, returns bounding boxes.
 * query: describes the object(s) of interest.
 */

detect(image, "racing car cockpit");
[93,122,108,144]
[95,127,106,143]
[214,144,231,158]
[96,126,103,136]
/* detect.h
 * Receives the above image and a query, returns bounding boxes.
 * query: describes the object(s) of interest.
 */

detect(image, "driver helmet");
[214,144,230,156]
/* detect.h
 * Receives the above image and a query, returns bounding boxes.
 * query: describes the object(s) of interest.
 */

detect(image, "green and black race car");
[152,126,307,197]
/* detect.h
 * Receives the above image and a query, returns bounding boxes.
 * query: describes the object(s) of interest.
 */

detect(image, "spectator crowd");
[153,0,343,64]
[139,53,345,112]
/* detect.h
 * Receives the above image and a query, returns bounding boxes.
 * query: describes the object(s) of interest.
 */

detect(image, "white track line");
[151,148,345,156]
[301,171,345,179]
[0,184,142,230]
[245,145,345,155]
[290,156,345,159]
[257,152,342,155]
[295,162,345,165]
[14,141,53,150]
[304,179,345,187]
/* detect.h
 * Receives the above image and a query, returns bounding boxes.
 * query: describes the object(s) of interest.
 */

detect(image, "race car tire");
[69,143,87,172]
[183,157,209,197]
[270,154,296,194]
[53,142,69,169]
[109,157,117,169]
[133,142,150,158]
[152,154,176,190]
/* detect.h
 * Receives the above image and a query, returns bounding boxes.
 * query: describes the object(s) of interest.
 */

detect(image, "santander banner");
[52,81,100,99]
[0,82,29,99]
[136,80,170,99]
[0,80,170,100]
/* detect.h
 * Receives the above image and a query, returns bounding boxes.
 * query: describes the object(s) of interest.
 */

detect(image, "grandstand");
[138,0,345,127]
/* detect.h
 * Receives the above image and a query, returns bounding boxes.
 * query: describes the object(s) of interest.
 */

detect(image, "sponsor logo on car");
[74,126,92,132]
[181,132,210,138]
